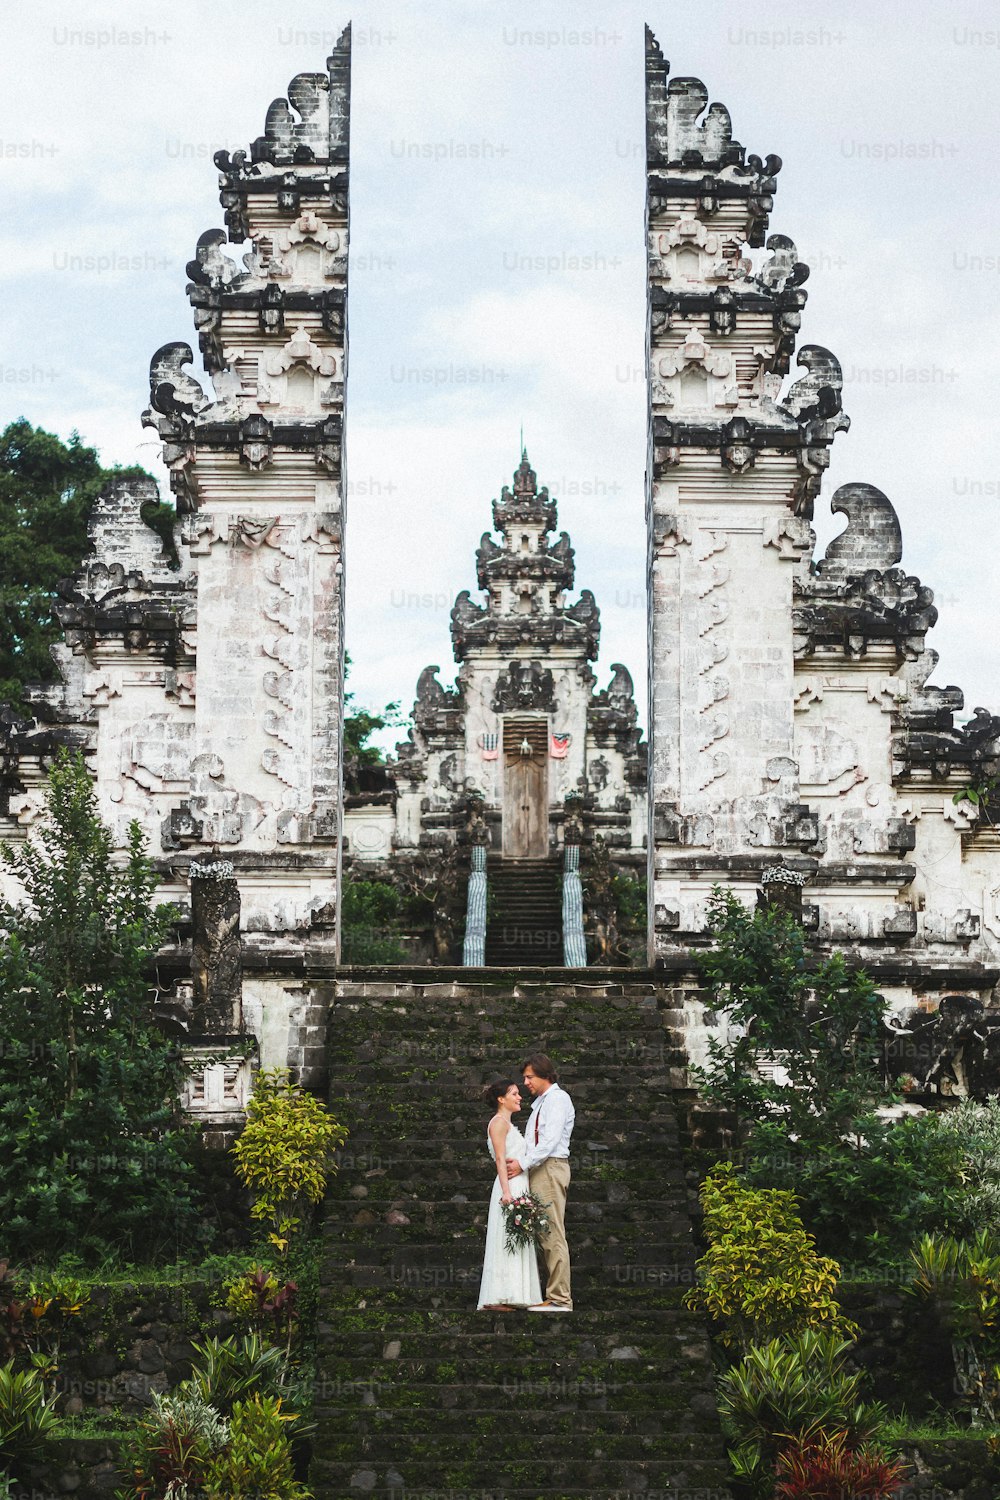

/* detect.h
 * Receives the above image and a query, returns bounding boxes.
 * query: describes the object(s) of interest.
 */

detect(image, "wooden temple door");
[502,718,549,859]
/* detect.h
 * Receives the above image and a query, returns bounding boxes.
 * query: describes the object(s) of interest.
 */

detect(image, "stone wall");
[52,1280,235,1417]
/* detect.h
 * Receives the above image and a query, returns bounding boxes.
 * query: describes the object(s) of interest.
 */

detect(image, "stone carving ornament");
[492,660,555,714]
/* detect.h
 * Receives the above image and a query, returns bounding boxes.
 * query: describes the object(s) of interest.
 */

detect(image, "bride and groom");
[477,1052,574,1313]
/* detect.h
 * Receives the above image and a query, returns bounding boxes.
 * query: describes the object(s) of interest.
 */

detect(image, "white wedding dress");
[477,1122,543,1309]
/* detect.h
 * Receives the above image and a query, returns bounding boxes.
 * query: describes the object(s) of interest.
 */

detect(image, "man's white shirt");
[522,1082,575,1171]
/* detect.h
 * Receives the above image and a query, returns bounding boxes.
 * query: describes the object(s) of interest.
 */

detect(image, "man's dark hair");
[521,1053,557,1082]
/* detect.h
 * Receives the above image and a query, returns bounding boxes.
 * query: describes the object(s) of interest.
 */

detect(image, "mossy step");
[325,1170,683,1194]
[312,1430,722,1463]
[327,1259,695,1291]
[309,1455,734,1491]
[323,1206,692,1232]
[316,1330,713,1362]
[314,1490,731,1500]
[317,1283,695,1309]
[310,1381,718,1419]
[312,1304,697,1333]
[330,1046,683,1068]
[308,1405,725,1438]
[312,1355,713,1387]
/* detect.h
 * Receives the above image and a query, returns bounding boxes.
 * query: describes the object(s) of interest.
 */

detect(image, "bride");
[477,1078,543,1311]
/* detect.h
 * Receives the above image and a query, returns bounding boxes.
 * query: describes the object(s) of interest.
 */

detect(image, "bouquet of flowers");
[501,1192,550,1254]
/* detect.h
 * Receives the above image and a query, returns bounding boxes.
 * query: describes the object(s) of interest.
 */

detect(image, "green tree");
[0,419,163,714]
[0,749,205,1259]
[697,888,889,1146]
[697,888,964,1264]
[342,652,403,792]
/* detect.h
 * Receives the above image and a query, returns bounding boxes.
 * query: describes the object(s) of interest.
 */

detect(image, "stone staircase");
[485,859,564,967]
[308,971,733,1500]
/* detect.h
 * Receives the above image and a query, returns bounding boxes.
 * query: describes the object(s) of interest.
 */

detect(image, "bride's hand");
[501,1192,513,1205]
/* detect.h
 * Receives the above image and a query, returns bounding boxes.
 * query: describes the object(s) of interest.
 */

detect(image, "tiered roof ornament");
[143,27,351,511]
[644,26,1000,986]
[451,450,599,661]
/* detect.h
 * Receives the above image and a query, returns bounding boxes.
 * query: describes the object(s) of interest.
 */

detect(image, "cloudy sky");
[3,0,998,749]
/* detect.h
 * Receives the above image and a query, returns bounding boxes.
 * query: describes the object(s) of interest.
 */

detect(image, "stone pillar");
[760,865,807,921]
[190,859,243,1033]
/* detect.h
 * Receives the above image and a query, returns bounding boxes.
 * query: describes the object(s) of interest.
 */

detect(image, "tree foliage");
[697,888,890,1146]
[0,749,204,1259]
[685,1165,856,1350]
[342,651,404,792]
[0,419,162,714]
[231,1069,347,1256]
[695,889,967,1265]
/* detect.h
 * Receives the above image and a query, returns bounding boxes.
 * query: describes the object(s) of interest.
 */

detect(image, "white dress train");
[477,1122,543,1309]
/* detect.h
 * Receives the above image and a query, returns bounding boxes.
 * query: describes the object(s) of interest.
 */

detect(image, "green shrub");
[773,1428,906,1500]
[117,1390,228,1499]
[231,1070,347,1256]
[181,1334,287,1417]
[203,1395,307,1500]
[0,1361,58,1469]
[718,1331,886,1498]
[0,750,205,1260]
[937,1097,1000,1238]
[696,888,890,1146]
[910,1230,1000,1422]
[685,1165,856,1349]
[339,878,407,963]
[743,1112,966,1266]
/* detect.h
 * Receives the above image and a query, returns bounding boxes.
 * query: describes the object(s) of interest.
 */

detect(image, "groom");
[508,1052,574,1312]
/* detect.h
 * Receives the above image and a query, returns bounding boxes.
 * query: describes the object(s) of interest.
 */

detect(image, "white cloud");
[1,0,998,732]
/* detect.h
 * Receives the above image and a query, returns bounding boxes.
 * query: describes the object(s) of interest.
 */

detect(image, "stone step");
[312,1487,731,1500]
[311,1374,715,1413]
[322,1273,693,1306]
[310,1405,724,1438]
[310,1456,734,1493]
[321,1196,694,1225]
[317,1329,711,1361]
[311,975,730,1500]
[323,1228,694,1256]
[314,1430,721,1464]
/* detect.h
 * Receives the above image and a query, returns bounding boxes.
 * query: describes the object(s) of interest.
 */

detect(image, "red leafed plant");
[774,1430,907,1500]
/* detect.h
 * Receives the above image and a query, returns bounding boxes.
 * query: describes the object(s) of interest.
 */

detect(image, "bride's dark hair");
[483,1077,517,1111]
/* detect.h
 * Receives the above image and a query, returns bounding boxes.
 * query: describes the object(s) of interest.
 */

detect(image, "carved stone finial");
[778,345,844,421]
[821,483,903,578]
[147,342,210,419]
[756,234,809,295]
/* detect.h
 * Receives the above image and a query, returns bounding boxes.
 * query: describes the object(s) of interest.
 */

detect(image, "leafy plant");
[910,1230,1000,1423]
[116,1390,229,1500]
[742,1111,966,1266]
[181,1334,287,1415]
[339,879,407,965]
[0,750,205,1259]
[0,1361,59,1468]
[685,1165,857,1350]
[203,1395,308,1500]
[773,1429,906,1499]
[718,1331,886,1499]
[696,888,891,1147]
[936,1097,1000,1238]
[231,1070,346,1257]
